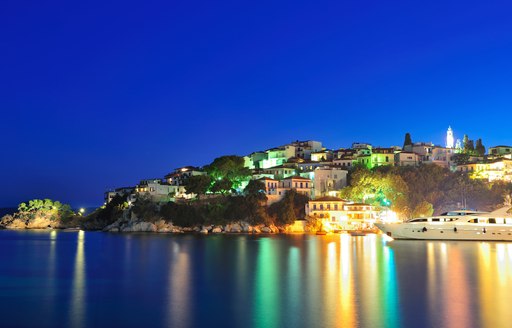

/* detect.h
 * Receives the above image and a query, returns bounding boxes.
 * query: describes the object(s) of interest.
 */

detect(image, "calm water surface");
[0,230,511,328]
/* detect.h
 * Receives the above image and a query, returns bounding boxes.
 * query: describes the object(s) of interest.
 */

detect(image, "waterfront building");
[135,179,192,202]
[305,197,379,230]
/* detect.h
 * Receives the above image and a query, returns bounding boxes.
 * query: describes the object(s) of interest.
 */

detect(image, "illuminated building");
[305,197,380,230]
[164,166,206,186]
[456,159,512,182]
[489,145,512,157]
[263,176,312,204]
[446,126,454,149]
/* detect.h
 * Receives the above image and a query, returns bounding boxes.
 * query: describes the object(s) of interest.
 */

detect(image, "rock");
[269,224,279,233]
[26,217,54,229]
[240,221,250,232]
[212,227,223,233]
[193,226,201,232]
[230,223,242,233]
[252,226,261,233]
[261,226,272,233]
[182,227,194,232]
[5,218,27,229]
[121,222,157,232]
[224,224,231,232]
[199,228,208,234]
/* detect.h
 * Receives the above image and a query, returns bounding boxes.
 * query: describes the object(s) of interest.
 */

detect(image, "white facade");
[313,166,348,198]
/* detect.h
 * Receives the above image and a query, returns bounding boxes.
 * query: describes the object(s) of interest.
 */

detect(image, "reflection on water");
[167,241,191,328]
[1,231,512,328]
[70,231,86,328]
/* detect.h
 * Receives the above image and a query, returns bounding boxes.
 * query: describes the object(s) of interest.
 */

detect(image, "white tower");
[446,126,454,149]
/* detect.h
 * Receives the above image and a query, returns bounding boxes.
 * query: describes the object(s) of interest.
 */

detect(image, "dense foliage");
[340,164,512,219]
[17,199,74,221]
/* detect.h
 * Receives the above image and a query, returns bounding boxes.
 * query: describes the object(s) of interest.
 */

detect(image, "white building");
[312,166,348,198]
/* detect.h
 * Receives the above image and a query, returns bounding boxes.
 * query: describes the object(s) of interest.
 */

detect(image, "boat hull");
[375,222,512,241]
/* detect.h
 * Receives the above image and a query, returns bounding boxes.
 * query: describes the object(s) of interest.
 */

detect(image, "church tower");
[446,126,454,148]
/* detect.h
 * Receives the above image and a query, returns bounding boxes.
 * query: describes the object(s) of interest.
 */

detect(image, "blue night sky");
[1,0,512,207]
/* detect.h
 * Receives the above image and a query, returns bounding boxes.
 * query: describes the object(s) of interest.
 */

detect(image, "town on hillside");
[104,127,512,231]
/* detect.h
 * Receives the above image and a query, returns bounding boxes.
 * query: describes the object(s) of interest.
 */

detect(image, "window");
[300,182,303,188]
[334,204,338,210]
[385,156,389,162]
[320,204,324,210]
[488,218,496,224]
[313,204,317,210]
[327,204,330,210]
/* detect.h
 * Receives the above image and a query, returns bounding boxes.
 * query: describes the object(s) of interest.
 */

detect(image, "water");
[0,231,511,328]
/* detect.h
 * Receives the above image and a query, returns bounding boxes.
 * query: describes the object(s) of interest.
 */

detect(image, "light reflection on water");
[1,231,512,327]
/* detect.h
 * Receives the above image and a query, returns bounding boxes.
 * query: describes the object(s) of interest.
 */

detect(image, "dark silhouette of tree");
[184,175,212,197]
[475,138,486,156]
[403,132,413,149]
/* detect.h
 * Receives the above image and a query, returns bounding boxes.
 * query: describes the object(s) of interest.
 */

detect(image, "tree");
[205,155,251,189]
[451,153,470,165]
[269,189,309,225]
[211,177,233,194]
[463,134,474,154]
[132,195,159,222]
[244,180,267,202]
[184,175,212,197]
[403,132,413,149]
[412,200,434,218]
[475,138,486,156]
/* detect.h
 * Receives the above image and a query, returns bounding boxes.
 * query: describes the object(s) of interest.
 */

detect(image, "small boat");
[316,230,327,235]
[375,207,512,241]
[349,231,367,236]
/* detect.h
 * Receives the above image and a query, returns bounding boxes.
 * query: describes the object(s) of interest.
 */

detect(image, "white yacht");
[375,207,512,241]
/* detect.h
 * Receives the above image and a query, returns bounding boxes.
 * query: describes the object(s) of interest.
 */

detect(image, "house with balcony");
[305,197,379,230]
[264,176,312,204]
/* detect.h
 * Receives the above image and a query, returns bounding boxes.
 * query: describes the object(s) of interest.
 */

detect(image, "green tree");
[269,189,308,225]
[205,155,251,189]
[211,177,233,194]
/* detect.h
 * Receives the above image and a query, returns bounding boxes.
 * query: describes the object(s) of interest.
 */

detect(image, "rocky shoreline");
[0,211,309,234]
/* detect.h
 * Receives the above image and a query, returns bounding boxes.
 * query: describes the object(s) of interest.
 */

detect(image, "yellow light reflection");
[70,231,86,328]
[167,241,191,327]
[478,242,512,327]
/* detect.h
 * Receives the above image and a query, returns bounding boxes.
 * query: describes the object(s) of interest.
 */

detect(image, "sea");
[0,230,511,328]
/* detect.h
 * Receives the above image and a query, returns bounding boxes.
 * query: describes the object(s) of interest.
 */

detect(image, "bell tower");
[446,126,454,148]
